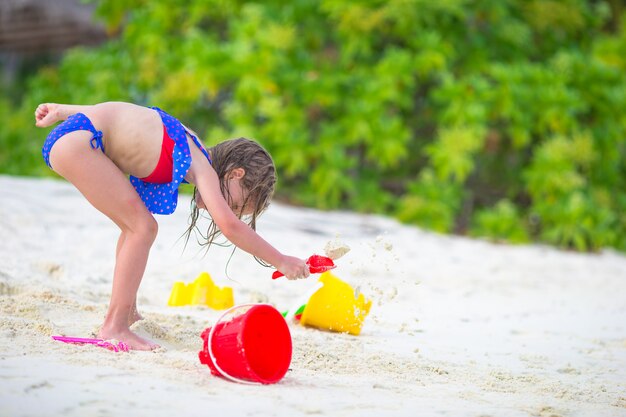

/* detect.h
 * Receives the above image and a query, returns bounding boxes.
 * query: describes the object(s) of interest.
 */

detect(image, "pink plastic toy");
[272,254,336,279]
[51,335,130,352]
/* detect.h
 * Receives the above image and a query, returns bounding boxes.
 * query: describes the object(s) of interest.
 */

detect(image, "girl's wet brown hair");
[183,137,276,264]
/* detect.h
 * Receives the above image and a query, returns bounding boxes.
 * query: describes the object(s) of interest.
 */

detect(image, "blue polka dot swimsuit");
[130,107,211,214]
[42,106,211,215]
[42,112,105,168]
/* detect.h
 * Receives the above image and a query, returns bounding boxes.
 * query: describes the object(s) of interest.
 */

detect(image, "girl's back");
[86,102,166,177]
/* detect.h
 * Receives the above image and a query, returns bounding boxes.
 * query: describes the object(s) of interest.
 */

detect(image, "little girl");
[35,101,309,350]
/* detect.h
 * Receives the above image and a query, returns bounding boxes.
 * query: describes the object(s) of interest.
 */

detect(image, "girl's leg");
[116,233,143,326]
[50,131,159,350]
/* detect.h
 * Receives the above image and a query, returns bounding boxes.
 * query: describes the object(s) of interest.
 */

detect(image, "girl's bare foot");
[98,326,159,351]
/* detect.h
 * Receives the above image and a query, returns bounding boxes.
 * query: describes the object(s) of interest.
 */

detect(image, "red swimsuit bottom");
[141,125,175,184]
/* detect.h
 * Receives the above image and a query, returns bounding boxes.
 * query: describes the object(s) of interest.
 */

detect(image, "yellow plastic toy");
[299,271,372,336]
[167,272,234,310]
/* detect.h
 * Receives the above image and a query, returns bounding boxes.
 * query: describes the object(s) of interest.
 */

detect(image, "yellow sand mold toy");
[299,271,372,336]
[167,272,234,310]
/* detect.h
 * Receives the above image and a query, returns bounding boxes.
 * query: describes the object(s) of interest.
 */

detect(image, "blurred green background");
[1,0,625,252]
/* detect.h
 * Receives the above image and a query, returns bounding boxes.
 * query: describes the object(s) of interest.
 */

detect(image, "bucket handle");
[207,303,278,385]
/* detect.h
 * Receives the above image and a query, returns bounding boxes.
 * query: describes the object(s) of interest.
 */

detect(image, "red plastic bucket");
[198,304,292,384]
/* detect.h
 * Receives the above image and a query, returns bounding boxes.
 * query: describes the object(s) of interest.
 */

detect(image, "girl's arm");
[186,144,309,280]
[35,103,96,127]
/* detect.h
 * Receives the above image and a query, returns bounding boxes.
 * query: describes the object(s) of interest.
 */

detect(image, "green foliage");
[396,169,463,233]
[2,0,626,252]
[523,133,619,250]
[470,199,529,244]
[426,126,486,183]
[0,94,50,176]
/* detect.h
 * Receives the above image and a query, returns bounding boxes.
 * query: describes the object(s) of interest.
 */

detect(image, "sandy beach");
[0,174,625,417]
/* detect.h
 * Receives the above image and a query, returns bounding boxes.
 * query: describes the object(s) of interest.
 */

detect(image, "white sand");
[1,175,625,417]
[324,239,351,260]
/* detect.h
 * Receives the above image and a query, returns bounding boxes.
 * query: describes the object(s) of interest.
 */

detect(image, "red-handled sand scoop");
[272,254,336,279]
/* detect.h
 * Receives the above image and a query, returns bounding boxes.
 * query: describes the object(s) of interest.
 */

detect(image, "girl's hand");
[277,256,310,280]
[34,103,61,128]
